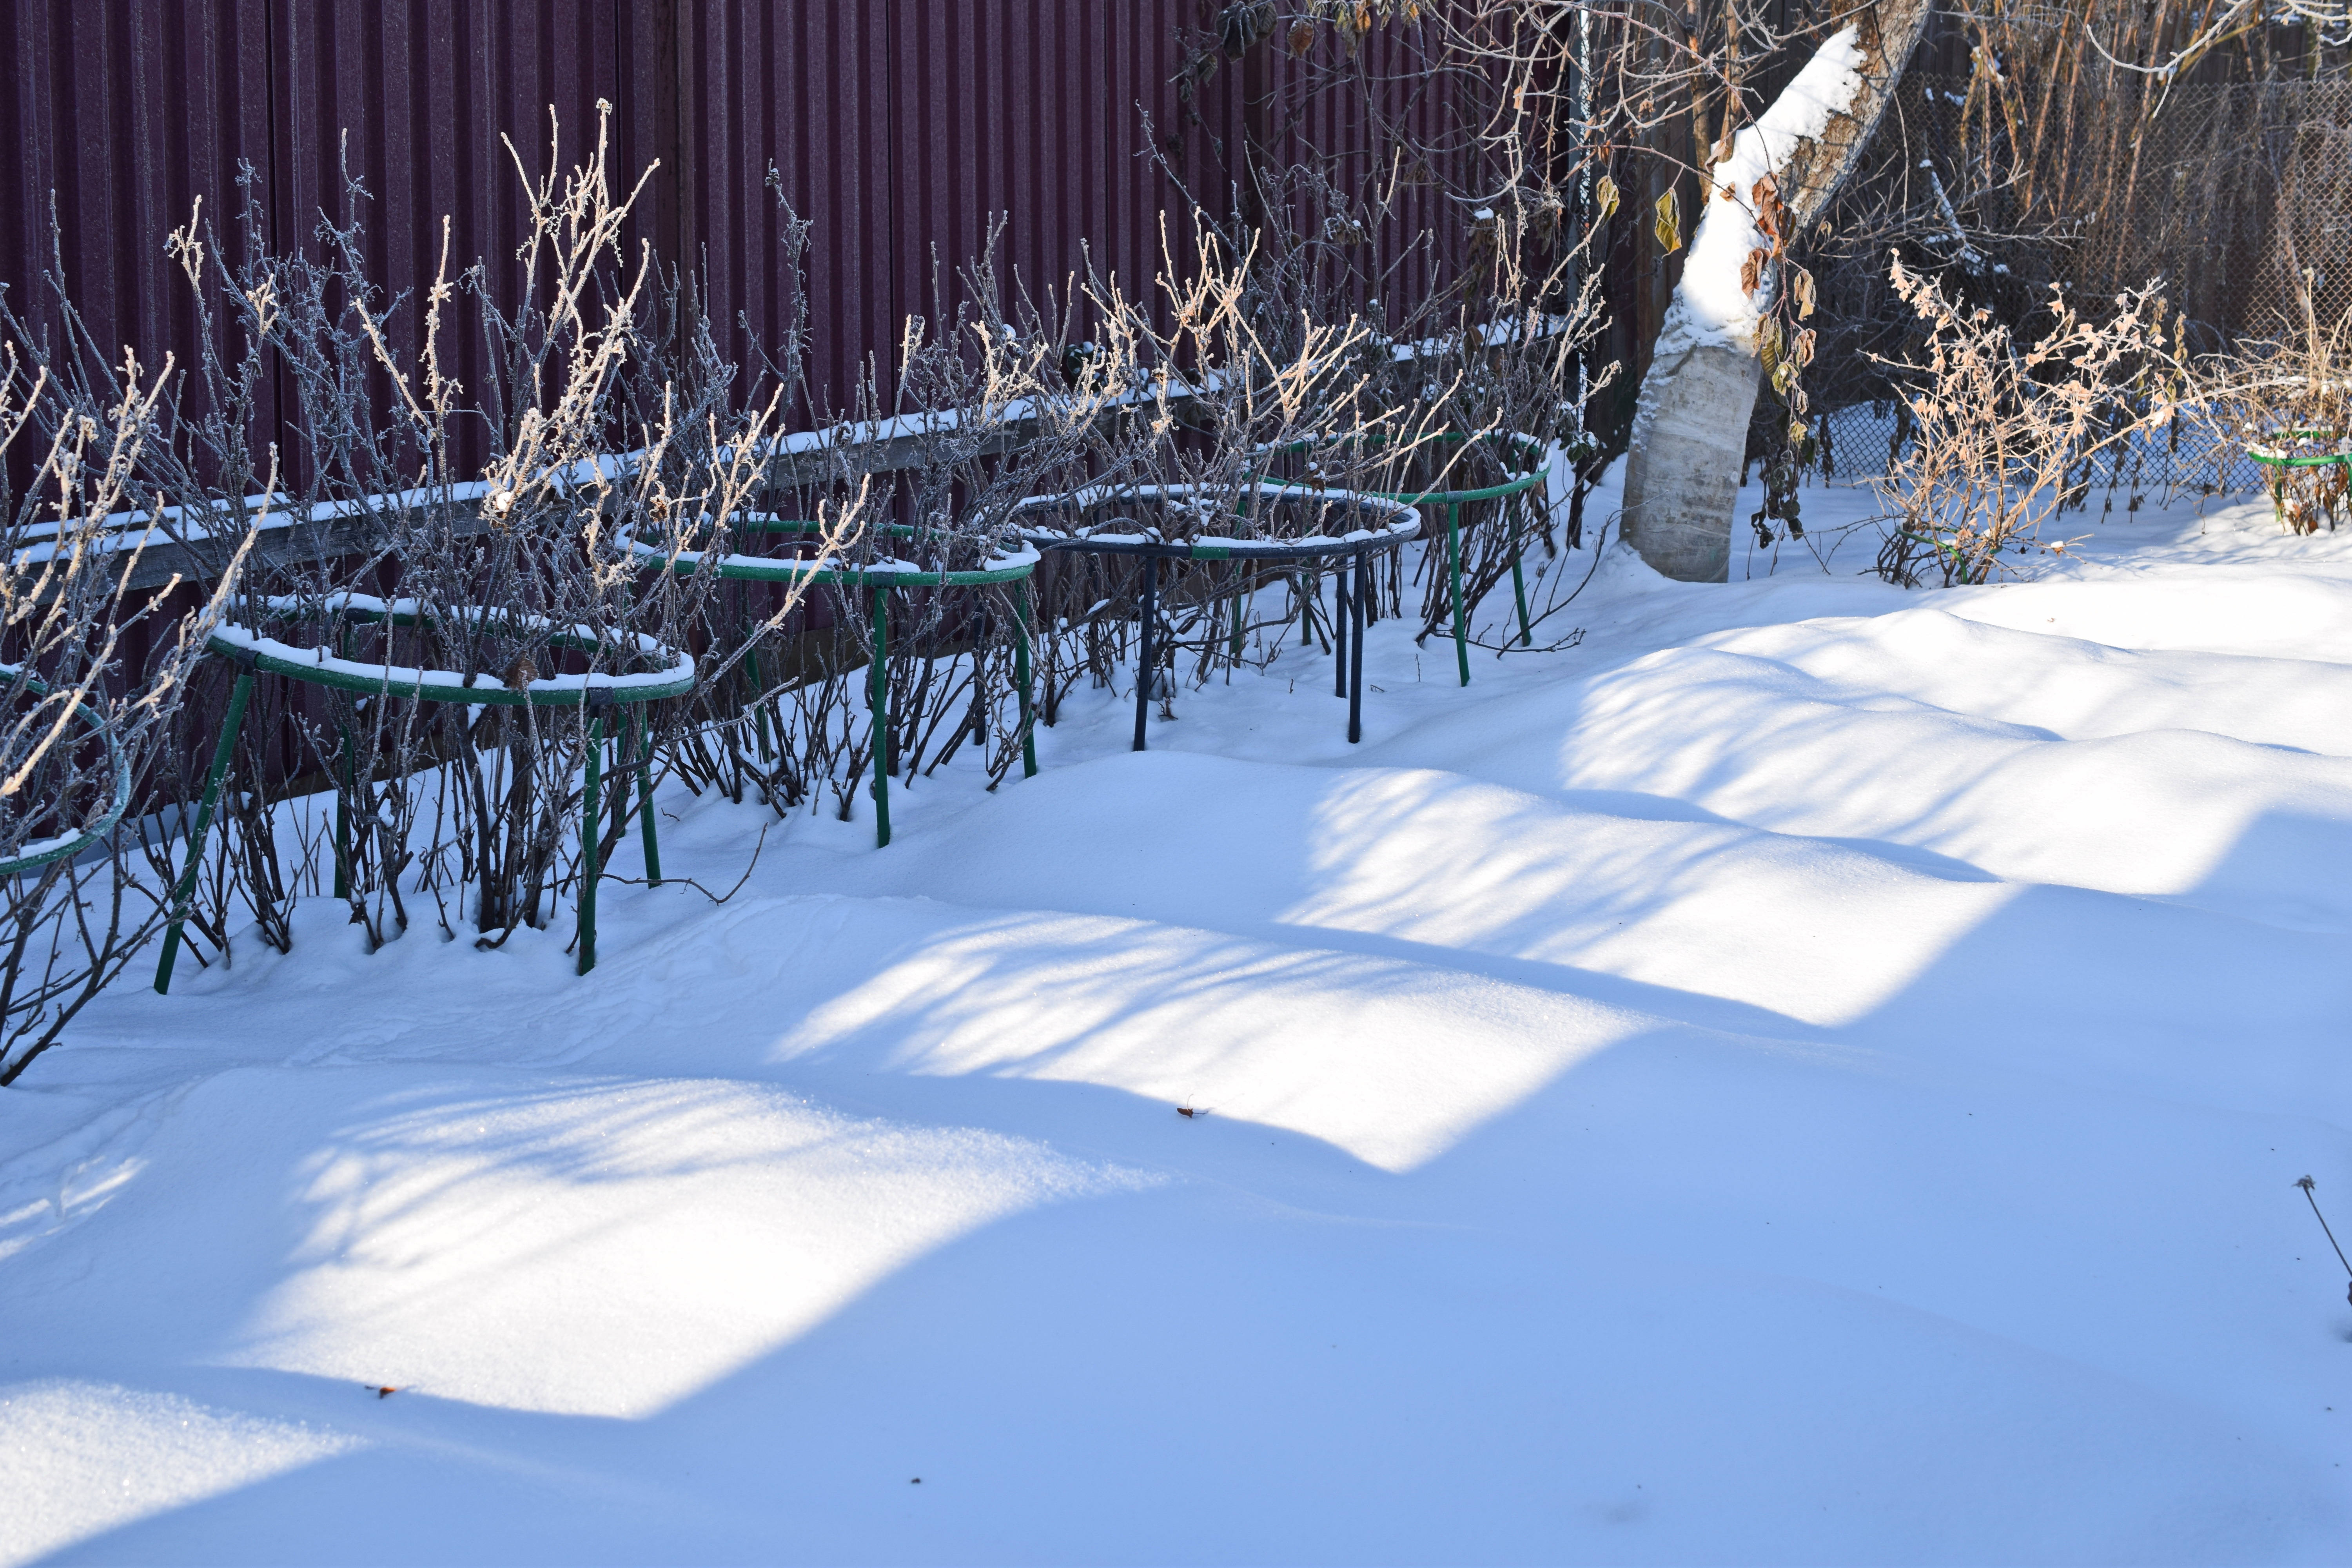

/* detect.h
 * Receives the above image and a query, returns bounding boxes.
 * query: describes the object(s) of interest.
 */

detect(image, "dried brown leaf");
[1653,190,1681,255]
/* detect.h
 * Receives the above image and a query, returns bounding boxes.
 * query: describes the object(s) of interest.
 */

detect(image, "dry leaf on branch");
[1653,189,1682,254]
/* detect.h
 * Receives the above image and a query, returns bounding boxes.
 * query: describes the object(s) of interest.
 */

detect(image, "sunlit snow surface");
[6,469,2352,1564]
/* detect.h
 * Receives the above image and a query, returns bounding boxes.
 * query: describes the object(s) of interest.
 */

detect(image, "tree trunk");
[1621,0,1935,582]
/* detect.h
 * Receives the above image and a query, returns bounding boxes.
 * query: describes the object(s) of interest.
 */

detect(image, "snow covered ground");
[7,471,2352,1564]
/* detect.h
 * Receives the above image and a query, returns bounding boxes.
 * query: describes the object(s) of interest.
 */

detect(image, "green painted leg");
[578,710,604,976]
[746,627,775,762]
[1447,502,1470,686]
[1014,584,1039,779]
[155,670,254,994]
[633,710,662,885]
[1509,497,1533,646]
[1510,552,1532,646]
[332,628,354,900]
[870,588,892,848]
[332,722,353,900]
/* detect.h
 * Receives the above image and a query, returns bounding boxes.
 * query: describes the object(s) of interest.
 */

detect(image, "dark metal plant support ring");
[1255,432,1548,684]
[1357,432,1548,687]
[1015,484,1421,751]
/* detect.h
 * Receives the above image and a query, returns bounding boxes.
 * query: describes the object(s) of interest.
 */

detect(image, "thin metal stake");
[578,704,603,976]
[633,709,662,885]
[1509,492,1534,647]
[1511,548,1533,646]
[332,630,353,899]
[155,669,254,995]
[871,587,893,846]
[1447,501,1471,685]
[1133,554,1157,753]
[1014,582,1039,778]
[1348,550,1367,743]
[745,625,775,762]
[1333,557,1350,698]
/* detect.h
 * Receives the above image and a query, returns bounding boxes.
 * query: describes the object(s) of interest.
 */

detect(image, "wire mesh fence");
[1794,72,2352,496]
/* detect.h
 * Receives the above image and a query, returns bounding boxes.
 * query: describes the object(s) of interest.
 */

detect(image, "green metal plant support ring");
[0,664,132,879]
[154,594,692,993]
[630,517,1045,849]
[2246,428,2345,462]
[2248,433,2352,530]
[1359,432,1547,686]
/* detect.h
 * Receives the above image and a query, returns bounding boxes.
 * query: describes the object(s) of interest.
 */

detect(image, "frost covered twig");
[0,221,263,1083]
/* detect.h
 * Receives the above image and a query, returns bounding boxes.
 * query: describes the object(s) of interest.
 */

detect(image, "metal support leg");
[1510,550,1532,646]
[578,706,603,976]
[1133,554,1158,753]
[1447,501,1471,686]
[746,627,775,762]
[155,669,255,994]
[870,587,893,846]
[633,709,661,885]
[1509,495,1534,646]
[1333,560,1350,698]
[1014,583,1039,778]
[1348,550,1368,744]
[332,628,354,900]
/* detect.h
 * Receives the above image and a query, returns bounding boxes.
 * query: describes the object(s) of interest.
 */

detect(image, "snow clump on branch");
[1653,25,1867,359]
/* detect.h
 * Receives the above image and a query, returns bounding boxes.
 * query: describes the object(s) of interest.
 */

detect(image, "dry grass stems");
[1869,257,2185,586]
[2189,301,2352,533]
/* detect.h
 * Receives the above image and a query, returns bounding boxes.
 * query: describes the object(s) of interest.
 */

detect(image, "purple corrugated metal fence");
[1,1,1269,454]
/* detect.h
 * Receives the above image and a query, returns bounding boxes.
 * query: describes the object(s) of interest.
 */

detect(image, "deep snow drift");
[5,476,2351,1565]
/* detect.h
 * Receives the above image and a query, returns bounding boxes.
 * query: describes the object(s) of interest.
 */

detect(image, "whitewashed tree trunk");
[1621,344,1763,581]
[1621,0,1934,582]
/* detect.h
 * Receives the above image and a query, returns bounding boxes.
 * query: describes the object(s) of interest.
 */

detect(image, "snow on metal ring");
[1011,482,1423,561]
[623,514,1042,587]
[208,593,695,706]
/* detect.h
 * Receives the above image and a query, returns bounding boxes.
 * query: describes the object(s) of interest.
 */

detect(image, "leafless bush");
[1002,216,1439,716]
[0,253,257,1083]
[1169,5,1617,649]
[160,107,860,966]
[662,225,1149,828]
[1869,257,2185,586]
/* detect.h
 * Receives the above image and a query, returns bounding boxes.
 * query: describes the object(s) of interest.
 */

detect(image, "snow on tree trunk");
[1621,2,1933,582]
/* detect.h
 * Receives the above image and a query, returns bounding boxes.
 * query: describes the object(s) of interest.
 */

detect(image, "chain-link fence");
[1792,73,2352,495]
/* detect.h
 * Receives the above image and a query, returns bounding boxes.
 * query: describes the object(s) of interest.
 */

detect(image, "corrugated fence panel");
[678,3,891,423]
[267,2,624,475]
[671,0,1234,421]
[1256,18,1473,331]
[1,1,278,446]
[874,2,1221,383]
[1,2,1433,456]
